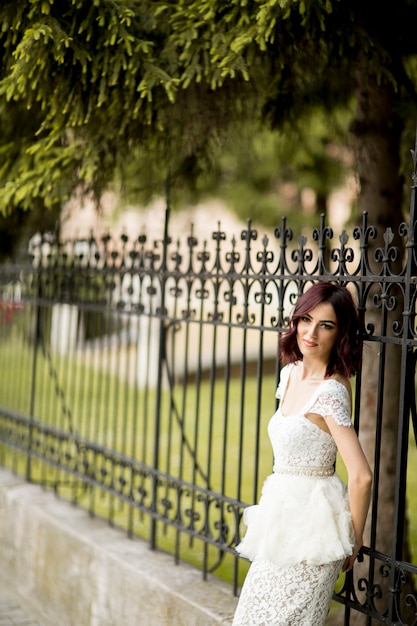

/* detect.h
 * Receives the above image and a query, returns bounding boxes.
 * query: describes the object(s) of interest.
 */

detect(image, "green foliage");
[0,0,417,225]
[0,0,178,213]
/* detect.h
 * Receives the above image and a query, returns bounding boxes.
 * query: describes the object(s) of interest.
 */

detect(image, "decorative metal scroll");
[27,211,417,339]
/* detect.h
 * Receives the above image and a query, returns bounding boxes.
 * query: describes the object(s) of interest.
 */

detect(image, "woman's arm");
[325,418,373,572]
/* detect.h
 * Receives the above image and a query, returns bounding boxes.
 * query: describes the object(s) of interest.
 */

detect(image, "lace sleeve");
[275,364,292,400]
[310,380,352,427]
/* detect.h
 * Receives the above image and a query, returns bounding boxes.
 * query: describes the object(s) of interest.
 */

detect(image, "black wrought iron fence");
[1,186,417,622]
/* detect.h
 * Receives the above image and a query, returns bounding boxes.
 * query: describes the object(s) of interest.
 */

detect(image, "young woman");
[232,282,372,626]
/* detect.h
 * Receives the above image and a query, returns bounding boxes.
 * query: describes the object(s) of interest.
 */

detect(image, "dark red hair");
[280,282,362,378]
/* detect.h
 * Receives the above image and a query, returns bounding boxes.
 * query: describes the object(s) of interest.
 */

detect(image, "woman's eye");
[300,316,310,322]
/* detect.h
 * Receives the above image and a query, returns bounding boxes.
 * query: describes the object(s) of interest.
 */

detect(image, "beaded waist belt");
[274,464,335,477]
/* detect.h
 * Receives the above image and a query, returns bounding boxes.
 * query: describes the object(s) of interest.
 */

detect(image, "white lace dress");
[232,363,354,626]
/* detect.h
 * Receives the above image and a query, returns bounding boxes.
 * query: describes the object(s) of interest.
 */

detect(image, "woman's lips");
[303,339,317,347]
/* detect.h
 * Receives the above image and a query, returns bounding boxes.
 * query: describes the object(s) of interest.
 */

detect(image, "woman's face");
[296,302,339,365]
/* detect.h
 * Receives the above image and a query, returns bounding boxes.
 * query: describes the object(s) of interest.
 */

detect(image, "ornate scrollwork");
[330,230,355,273]
[291,235,314,269]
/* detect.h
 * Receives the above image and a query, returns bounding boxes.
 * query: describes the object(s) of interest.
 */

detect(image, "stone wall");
[0,468,237,625]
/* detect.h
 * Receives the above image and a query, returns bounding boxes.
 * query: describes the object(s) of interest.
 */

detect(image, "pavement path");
[0,586,46,626]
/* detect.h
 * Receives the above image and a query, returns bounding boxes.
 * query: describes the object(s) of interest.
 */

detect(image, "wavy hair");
[280,282,362,378]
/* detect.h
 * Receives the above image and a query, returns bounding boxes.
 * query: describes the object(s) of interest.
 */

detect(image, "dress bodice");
[268,363,352,472]
[268,410,338,471]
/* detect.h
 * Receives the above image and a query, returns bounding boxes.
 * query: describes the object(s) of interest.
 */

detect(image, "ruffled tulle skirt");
[235,471,354,566]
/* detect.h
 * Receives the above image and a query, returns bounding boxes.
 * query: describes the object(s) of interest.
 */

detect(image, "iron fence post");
[27,259,42,482]
[150,185,171,550]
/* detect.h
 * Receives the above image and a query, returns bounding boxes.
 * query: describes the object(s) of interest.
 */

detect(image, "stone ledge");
[0,468,237,625]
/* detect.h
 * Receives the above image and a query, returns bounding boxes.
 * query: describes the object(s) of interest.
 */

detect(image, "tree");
[0,2,361,215]
[0,0,254,215]
[1,1,417,621]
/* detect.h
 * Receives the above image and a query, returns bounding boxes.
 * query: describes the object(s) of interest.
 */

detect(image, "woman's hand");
[342,543,362,572]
